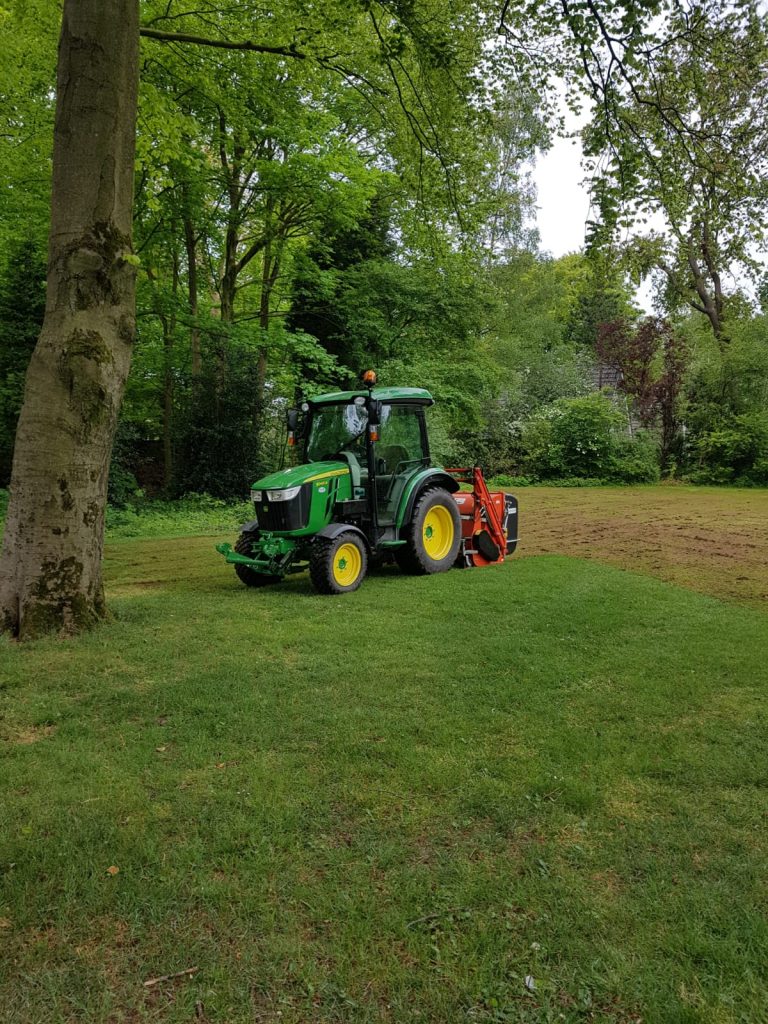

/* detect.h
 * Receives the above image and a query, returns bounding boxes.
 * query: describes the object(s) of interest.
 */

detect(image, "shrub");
[549,394,624,478]
[691,412,768,485]
[611,431,661,484]
[108,421,143,506]
[106,493,252,539]
[514,393,625,480]
[510,394,661,483]
[488,474,534,488]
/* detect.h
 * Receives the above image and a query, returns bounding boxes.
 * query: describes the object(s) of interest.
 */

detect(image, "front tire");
[310,531,368,595]
[234,532,281,588]
[394,487,461,575]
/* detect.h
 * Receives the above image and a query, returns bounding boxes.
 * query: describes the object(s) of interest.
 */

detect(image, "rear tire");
[234,532,281,588]
[394,487,461,575]
[310,531,368,595]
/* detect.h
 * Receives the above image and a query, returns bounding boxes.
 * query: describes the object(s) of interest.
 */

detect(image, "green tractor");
[216,372,517,594]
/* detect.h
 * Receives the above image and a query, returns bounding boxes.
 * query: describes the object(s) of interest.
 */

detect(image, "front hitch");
[216,535,298,576]
[215,542,262,568]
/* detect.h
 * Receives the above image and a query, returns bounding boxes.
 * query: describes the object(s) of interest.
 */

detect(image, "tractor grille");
[255,483,312,533]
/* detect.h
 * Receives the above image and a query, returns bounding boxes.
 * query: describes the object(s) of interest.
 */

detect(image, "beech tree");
[0,0,140,638]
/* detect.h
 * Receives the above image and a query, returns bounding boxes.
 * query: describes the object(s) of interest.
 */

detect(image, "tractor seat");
[380,445,409,474]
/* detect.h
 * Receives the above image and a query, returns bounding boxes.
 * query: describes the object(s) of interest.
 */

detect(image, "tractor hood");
[251,461,349,492]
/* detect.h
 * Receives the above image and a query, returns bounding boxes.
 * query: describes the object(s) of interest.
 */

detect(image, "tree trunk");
[0,0,140,639]
[687,227,726,346]
[162,250,179,492]
[182,197,201,377]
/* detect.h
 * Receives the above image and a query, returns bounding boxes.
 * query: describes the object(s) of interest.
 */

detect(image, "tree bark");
[182,205,201,377]
[162,249,179,492]
[687,226,725,345]
[0,0,140,639]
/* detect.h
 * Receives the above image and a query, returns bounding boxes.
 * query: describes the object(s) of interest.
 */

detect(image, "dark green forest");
[2,0,767,505]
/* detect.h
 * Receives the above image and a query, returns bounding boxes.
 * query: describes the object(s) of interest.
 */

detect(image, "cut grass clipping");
[1,518,767,1021]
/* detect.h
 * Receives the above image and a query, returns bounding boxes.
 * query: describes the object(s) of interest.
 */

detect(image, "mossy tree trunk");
[0,0,140,640]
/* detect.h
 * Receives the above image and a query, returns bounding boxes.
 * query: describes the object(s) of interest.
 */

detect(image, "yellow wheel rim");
[422,504,454,561]
[333,541,362,587]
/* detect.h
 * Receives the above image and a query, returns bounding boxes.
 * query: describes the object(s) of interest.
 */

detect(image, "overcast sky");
[532,132,591,259]
[531,128,658,312]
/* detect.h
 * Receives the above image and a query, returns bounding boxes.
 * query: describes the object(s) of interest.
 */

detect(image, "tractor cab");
[302,386,432,526]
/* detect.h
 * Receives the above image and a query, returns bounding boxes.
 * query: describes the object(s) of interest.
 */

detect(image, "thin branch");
[139,27,308,59]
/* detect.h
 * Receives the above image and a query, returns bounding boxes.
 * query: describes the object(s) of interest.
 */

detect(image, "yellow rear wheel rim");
[422,504,454,561]
[333,542,362,587]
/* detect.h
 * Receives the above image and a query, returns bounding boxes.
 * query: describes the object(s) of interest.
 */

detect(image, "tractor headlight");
[250,489,263,503]
[267,486,301,502]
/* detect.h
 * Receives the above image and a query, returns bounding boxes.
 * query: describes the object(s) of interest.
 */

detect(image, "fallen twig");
[143,966,199,988]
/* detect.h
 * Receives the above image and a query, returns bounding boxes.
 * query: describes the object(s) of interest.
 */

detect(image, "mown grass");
[2,532,768,1023]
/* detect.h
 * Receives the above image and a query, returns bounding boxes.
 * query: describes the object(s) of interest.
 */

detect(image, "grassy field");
[1,486,767,1022]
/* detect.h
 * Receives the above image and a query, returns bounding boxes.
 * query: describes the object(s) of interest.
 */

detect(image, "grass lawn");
[2,493,768,1022]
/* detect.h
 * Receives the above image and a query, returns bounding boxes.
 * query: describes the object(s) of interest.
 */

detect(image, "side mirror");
[367,398,383,426]
[286,408,299,431]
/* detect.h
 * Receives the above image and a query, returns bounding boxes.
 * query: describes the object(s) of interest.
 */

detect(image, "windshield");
[305,402,368,463]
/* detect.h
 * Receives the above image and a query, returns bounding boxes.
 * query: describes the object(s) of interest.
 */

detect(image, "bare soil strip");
[515,485,768,608]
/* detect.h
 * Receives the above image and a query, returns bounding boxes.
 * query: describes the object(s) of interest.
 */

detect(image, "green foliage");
[105,493,251,539]
[0,239,45,484]
[512,393,660,483]
[582,1,768,340]
[564,259,637,348]
[690,413,768,486]
[526,394,623,479]
[0,0,58,251]
[2,0,767,502]
[172,351,267,500]
[108,422,143,508]
[612,431,662,484]
[682,312,768,462]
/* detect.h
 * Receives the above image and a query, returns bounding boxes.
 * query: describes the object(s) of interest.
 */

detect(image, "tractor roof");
[309,386,434,405]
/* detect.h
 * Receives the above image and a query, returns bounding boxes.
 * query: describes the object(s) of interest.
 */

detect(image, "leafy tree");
[580,0,768,345]
[597,316,687,470]
[288,193,396,366]
[691,413,768,485]
[0,0,139,640]
[0,240,46,484]
[0,0,59,253]
[564,256,637,349]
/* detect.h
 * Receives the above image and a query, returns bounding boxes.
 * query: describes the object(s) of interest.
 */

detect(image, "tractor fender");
[397,470,460,530]
[315,522,370,550]
[239,518,261,534]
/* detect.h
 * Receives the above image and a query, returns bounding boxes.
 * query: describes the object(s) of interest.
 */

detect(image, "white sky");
[532,132,591,259]
[532,132,657,312]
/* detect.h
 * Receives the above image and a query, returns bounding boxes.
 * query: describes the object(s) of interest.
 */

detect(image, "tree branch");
[139,27,308,59]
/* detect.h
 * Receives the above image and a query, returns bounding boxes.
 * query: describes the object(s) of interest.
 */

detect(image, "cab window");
[378,405,427,472]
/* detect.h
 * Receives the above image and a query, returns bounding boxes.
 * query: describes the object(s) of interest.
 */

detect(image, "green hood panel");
[252,461,349,490]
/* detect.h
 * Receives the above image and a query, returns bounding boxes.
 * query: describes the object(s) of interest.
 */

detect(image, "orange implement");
[446,467,518,568]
